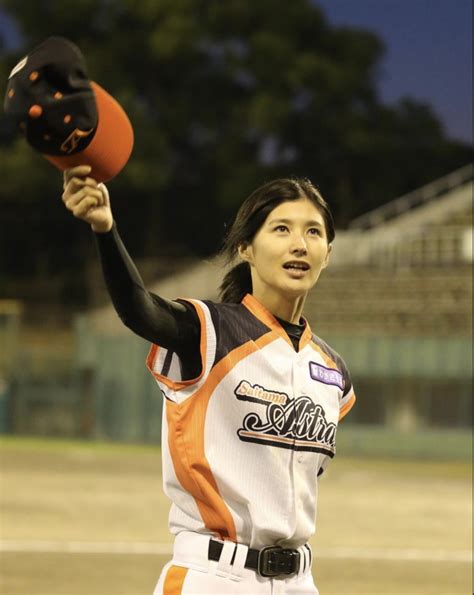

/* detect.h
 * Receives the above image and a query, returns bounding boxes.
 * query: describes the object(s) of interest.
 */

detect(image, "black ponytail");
[219,262,252,303]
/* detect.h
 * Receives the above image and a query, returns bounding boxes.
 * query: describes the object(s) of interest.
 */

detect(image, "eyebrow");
[268,218,324,227]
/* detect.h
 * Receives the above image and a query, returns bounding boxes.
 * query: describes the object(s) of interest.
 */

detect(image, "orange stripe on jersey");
[163,565,188,594]
[339,392,356,421]
[166,330,276,541]
[243,293,314,350]
[242,294,294,347]
[298,321,313,350]
[146,344,160,375]
[309,341,338,369]
[146,301,208,391]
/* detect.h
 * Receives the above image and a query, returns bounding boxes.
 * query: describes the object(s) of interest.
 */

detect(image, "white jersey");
[147,293,356,550]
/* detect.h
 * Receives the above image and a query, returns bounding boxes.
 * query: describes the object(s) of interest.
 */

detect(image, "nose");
[290,233,307,255]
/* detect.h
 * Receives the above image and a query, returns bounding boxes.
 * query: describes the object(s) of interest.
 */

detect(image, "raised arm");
[61,166,201,378]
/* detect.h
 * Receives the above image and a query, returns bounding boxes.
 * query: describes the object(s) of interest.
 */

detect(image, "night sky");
[0,1,472,143]
[314,0,472,143]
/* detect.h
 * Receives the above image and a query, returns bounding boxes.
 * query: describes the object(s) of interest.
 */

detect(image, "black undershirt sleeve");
[93,222,202,379]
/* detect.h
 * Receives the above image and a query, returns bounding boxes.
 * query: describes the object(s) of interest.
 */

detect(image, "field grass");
[0,436,471,595]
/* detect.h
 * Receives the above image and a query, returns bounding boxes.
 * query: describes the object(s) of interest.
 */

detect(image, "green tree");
[0,0,471,306]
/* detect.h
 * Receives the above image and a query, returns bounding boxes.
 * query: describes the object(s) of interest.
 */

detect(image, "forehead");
[265,197,324,224]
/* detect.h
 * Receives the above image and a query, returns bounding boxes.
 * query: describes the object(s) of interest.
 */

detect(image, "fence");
[5,318,471,444]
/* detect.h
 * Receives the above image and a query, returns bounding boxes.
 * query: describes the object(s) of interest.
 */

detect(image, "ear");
[238,242,253,264]
[321,243,332,269]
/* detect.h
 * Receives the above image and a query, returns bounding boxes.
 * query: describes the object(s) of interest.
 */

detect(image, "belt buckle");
[257,546,300,577]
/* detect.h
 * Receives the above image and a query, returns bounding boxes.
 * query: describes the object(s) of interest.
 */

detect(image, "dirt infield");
[0,437,471,595]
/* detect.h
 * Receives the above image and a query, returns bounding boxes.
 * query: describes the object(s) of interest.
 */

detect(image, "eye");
[308,227,322,236]
[274,225,289,232]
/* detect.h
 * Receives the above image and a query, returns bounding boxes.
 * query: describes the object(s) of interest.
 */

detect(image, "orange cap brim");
[44,82,134,182]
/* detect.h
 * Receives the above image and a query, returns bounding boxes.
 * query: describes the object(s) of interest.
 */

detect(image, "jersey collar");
[242,293,313,350]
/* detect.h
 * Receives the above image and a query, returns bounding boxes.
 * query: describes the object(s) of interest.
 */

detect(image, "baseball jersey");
[147,293,356,550]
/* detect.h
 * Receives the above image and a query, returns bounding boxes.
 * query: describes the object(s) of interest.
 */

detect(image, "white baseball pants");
[153,532,319,595]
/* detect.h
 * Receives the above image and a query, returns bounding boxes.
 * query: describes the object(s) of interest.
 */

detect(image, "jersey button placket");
[294,356,307,464]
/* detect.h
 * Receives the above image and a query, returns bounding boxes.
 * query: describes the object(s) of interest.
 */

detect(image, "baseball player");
[62,166,356,594]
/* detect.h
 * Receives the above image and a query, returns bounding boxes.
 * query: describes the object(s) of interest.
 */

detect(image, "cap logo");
[9,56,28,79]
[60,127,95,154]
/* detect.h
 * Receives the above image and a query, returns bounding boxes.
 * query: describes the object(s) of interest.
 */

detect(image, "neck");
[251,288,306,324]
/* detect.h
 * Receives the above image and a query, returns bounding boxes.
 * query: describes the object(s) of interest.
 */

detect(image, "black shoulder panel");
[203,301,272,366]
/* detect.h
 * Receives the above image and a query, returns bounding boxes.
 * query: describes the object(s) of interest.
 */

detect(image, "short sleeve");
[146,299,217,401]
[338,360,356,421]
[311,334,356,421]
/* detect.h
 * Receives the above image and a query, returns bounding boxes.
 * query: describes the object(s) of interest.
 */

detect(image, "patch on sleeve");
[309,361,344,391]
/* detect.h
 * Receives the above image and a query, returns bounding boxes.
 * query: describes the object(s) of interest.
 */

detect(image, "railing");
[349,163,473,230]
[369,225,472,267]
[332,225,473,268]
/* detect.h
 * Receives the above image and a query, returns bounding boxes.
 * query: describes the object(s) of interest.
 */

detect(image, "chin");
[278,282,310,299]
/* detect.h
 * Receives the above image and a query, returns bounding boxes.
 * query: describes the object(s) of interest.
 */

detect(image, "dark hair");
[219,177,335,303]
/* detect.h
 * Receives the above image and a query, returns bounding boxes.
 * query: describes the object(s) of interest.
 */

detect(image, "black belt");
[208,539,302,577]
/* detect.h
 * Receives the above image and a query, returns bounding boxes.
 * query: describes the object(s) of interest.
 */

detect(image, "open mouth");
[283,261,310,271]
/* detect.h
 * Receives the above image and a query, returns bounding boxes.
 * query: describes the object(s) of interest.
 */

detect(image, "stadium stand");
[6,165,473,438]
[306,164,472,336]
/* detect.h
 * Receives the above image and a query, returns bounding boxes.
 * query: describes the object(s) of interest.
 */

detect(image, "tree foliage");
[0,0,471,304]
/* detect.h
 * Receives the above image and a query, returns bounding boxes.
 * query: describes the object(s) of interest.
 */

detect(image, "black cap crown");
[4,36,98,155]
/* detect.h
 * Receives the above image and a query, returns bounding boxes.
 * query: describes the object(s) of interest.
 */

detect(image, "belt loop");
[230,543,249,581]
[304,543,313,569]
[304,543,313,572]
[216,540,237,578]
[296,546,306,577]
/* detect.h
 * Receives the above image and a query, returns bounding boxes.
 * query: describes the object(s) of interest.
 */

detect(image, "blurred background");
[0,1,472,594]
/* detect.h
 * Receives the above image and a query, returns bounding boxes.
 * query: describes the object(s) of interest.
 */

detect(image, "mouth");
[282,261,311,278]
[283,261,310,272]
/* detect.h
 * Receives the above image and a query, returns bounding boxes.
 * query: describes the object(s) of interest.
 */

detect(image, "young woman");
[62,165,356,595]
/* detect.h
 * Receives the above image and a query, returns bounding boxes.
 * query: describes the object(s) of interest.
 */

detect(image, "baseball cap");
[3,36,134,182]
